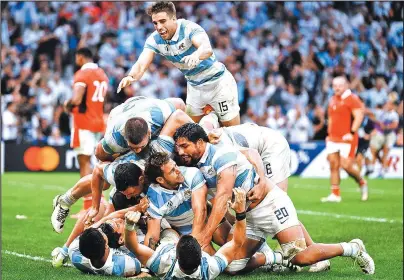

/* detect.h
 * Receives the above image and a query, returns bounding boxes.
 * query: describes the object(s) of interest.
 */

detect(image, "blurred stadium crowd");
[1,1,403,145]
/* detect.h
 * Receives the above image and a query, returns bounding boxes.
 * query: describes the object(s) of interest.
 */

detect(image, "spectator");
[2,102,19,142]
[287,105,312,143]
[47,127,66,146]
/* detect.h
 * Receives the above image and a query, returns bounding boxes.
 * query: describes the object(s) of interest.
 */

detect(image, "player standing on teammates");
[321,76,368,203]
[117,1,240,126]
[62,47,109,220]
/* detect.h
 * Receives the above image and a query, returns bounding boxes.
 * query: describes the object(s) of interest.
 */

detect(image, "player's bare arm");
[125,211,155,266]
[95,141,117,162]
[343,108,365,141]
[159,109,194,137]
[191,184,208,237]
[217,188,247,262]
[144,217,162,249]
[117,48,155,93]
[92,197,149,229]
[203,165,236,248]
[64,84,86,112]
[181,32,213,69]
[84,162,109,224]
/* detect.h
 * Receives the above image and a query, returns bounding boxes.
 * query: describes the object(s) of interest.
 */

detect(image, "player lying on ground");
[205,121,330,272]
[118,1,241,127]
[124,188,247,279]
[173,123,375,275]
[143,152,231,253]
[52,105,192,233]
[52,197,149,278]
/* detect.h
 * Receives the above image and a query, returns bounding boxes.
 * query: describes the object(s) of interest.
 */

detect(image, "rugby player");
[321,76,368,202]
[173,123,375,275]
[123,188,248,279]
[117,1,240,127]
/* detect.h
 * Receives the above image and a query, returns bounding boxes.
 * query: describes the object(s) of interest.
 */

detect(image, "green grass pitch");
[2,172,403,279]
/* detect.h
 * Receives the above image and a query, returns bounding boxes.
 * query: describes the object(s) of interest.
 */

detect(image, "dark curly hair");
[144,152,171,184]
[173,123,209,144]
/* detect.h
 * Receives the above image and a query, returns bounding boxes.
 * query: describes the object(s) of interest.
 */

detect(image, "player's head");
[114,163,144,199]
[174,123,208,166]
[145,152,184,189]
[332,76,349,96]
[99,218,124,248]
[79,227,107,261]
[124,117,151,155]
[147,1,177,40]
[75,47,93,67]
[176,235,201,274]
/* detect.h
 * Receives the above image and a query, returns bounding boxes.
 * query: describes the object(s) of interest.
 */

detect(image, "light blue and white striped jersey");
[147,166,205,235]
[105,135,175,203]
[68,237,141,277]
[197,143,257,198]
[146,243,228,280]
[144,19,225,87]
[102,96,176,155]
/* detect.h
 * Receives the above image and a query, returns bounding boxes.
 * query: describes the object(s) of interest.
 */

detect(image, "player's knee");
[281,238,307,264]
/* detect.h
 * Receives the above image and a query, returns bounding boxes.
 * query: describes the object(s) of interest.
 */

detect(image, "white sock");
[60,189,77,208]
[340,242,360,257]
[259,242,283,265]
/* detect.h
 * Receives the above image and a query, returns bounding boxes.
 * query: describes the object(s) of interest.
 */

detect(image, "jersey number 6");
[92,81,108,102]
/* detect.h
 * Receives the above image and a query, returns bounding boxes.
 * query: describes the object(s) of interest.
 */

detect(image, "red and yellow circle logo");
[23,146,60,171]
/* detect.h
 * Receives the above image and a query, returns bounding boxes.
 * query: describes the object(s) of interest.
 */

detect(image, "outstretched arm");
[117,49,155,93]
[216,189,247,261]
[124,212,155,267]
[191,184,208,237]
[159,109,194,138]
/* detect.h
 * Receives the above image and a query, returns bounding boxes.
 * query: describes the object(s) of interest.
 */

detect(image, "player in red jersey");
[52,48,109,230]
[321,76,368,203]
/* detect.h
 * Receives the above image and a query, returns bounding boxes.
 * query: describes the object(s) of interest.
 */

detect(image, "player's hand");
[117,75,136,93]
[180,53,200,69]
[125,211,142,226]
[136,197,150,213]
[84,207,99,226]
[208,128,223,144]
[247,177,266,202]
[228,188,247,214]
[342,133,354,141]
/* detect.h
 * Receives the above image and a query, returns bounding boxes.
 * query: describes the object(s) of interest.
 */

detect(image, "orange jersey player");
[321,76,368,203]
[57,47,108,224]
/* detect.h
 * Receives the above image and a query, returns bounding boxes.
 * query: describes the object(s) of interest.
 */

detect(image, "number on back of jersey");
[92,81,107,102]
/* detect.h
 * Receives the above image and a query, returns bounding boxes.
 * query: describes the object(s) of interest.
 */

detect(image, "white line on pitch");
[3,250,73,267]
[5,181,68,191]
[297,210,403,224]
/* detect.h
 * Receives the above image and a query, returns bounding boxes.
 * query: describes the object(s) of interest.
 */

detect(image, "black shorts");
[357,138,370,155]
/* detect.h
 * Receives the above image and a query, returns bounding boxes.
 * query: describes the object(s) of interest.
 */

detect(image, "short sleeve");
[144,34,161,54]
[122,252,142,277]
[213,152,237,174]
[347,95,364,110]
[101,130,128,155]
[186,21,206,41]
[184,167,206,191]
[146,187,164,220]
[73,70,88,88]
[206,253,228,280]
[151,136,175,155]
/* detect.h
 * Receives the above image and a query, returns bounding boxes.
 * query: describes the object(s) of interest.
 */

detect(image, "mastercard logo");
[23,146,60,171]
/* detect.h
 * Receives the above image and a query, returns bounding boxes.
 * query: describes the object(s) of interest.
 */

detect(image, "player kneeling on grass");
[124,188,247,279]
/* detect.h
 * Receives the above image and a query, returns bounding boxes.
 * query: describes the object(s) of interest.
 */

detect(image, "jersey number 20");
[92,81,107,102]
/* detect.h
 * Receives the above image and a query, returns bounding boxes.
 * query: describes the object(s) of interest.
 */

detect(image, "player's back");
[107,96,175,135]
[73,64,109,132]
[220,123,286,154]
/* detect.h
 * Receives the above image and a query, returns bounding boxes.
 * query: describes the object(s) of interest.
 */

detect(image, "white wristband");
[125,222,139,232]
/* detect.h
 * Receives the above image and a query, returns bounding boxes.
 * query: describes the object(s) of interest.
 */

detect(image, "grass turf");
[1,172,403,279]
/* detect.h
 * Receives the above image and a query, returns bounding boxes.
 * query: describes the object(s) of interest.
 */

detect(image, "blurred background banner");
[3,142,97,172]
[4,141,402,177]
